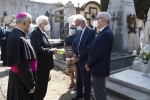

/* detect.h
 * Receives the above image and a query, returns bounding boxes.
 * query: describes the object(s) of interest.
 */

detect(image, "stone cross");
[45,11,49,17]
[25,6,28,12]
[111,13,118,31]
[91,14,95,20]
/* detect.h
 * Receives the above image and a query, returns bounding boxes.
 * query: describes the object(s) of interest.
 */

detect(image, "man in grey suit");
[85,12,114,100]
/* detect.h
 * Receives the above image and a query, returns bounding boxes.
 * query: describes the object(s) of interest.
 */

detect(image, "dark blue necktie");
[77,31,82,54]
[2,30,6,35]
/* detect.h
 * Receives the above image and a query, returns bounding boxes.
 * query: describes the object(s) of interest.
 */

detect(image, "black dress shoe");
[72,95,84,100]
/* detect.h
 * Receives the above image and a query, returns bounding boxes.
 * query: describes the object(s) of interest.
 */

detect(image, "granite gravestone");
[107,0,140,52]
[107,69,150,100]
[105,0,137,72]
[106,2,150,99]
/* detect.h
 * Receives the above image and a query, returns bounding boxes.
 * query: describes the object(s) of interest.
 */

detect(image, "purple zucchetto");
[16,12,26,19]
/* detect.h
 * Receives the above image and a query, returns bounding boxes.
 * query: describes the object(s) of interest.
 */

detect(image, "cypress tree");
[100,0,109,11]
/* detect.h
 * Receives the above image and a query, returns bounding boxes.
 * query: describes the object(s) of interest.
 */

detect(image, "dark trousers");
[76,62,91,100]
[36,70,50,100]
[92,76,106,100]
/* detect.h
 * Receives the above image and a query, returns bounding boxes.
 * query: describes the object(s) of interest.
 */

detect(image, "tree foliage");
[134,0,150,24]
[100,0,150,24]
[53,1,64,7]
[100,0,109,11]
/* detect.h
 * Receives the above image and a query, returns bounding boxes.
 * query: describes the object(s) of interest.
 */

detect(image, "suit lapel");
[100,26,109,34]
[43,34,51,48]
[97,26,109,37]
[36,27,51,48]
[80,27,88,45]
[75,31,80,44]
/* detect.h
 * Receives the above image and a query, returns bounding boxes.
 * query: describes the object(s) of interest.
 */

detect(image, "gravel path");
[0,61,124,100]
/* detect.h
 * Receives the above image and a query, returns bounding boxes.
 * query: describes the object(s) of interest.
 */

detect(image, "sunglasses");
[70,28,76,29]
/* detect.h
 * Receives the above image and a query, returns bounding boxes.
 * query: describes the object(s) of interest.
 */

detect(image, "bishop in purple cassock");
[2,12,37,100]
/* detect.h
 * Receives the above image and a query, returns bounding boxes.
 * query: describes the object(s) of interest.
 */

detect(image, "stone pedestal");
[110,52,134,71]
[106,69,150,100]
[107,0,140,51]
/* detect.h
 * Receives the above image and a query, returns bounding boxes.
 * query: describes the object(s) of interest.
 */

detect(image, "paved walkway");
[0,90,5,100]
[0,61,124,100]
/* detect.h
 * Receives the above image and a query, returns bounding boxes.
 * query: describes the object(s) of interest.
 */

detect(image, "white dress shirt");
[99,25,108,32]
[79,26,86,42]
[39,28,45,34]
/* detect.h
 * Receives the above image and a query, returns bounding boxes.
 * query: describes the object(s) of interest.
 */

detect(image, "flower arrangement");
[132,44,150,64]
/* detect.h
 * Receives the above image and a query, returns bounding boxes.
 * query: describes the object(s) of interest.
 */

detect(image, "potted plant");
[55,49,66,61]
[132,44,150,75]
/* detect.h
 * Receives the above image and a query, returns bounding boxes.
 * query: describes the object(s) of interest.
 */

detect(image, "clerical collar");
[15,27,26,34]
[99,25,108,32]
[15,27,26,36]
[39,27,45,34]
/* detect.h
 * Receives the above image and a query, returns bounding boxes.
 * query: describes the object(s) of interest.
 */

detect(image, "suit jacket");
[72,26,95,64]
[30,27,54,71]
[0,29,9,47]
[87,26,114,78]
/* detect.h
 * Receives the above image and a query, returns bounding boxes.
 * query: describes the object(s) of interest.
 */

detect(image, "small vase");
[141,63,149,76]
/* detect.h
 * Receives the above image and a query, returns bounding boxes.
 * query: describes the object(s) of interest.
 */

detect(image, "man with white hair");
[30,15,57,100]
[85,12,114,100]
[72,15,95,100]
[2,12,36,100]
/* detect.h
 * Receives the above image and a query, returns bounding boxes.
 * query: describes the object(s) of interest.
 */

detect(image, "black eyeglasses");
[70,28,76,29]
[96,18,102,20]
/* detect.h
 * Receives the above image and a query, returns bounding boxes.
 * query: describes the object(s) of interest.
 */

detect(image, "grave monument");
[107,0,140,51]
[106,1,150,100]
[106,0,140,71]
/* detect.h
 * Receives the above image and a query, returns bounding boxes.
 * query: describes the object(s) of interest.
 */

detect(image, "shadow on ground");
[0,69,9,78]
[58,89,81,100]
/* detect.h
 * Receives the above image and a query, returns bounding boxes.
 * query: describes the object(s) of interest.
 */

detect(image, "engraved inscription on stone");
[125,1,134,6]
[126,1,132,4]
[107,0,140,51]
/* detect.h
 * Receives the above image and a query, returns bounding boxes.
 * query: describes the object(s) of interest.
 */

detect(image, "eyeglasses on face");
[70,28,76,29]
[96,18,102,21]
[42,22,49,26]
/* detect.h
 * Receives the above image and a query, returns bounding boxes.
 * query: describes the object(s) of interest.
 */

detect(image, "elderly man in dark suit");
[85,12,114,100]
[30,16,57,100]
[72,15,95,100]
[0,23,9,57]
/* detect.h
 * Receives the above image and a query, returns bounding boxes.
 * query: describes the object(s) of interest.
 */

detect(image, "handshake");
[52,48,57,54]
